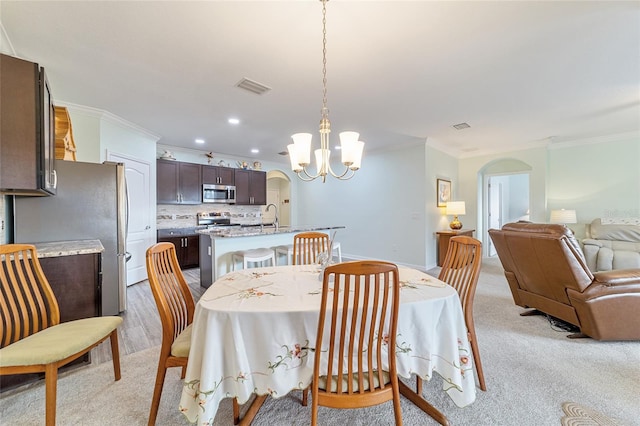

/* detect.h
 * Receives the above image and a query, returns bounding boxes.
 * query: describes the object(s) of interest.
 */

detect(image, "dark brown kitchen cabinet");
[0,53,56,196]
[202,165,235,186]
[234,169,266,205]
[0,252,101,392]
[157,160,202,204]
[39,253,102,320]
[157,235,199,269]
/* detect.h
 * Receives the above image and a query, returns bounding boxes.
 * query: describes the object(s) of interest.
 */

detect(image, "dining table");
[179,264,476,425]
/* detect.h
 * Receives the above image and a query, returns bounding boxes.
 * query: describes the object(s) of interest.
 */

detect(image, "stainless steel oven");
[202,184,236,204]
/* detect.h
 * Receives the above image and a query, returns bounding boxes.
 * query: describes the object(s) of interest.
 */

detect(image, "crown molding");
[55,100,161,142]
[546,131,639,150]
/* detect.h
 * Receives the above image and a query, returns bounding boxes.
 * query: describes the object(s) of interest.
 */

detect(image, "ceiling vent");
[278,151,289,156]
[235,78,271,95]
[452,122,471,130]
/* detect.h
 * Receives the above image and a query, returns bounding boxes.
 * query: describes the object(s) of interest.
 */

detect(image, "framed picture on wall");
[437,178,451,207]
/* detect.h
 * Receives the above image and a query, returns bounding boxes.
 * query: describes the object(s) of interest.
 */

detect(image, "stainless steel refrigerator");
[13,160,128,315]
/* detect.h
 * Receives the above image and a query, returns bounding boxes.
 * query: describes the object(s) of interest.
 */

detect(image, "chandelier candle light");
[287,0,364,183]
[446,201,466,230]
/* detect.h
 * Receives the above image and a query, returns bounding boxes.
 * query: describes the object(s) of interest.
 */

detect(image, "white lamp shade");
[339,131,359,165]
[291,133,312,165]
[446,201,466,215]
[347,141,365,170]
[550,209,577,224]
[287,144,303,172]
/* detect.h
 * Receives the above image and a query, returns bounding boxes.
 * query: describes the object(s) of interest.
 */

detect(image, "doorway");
[264,170,292,226]
[486,173,530,256]
[480,158,532,257]
[107,152,154,286]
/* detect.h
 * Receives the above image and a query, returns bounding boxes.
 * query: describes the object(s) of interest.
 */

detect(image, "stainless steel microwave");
[202,184,236,204]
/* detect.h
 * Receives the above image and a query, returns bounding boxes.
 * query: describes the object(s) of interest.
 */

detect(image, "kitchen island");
[198,225,345,287]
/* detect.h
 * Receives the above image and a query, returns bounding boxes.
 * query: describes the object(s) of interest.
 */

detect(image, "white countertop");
[30,240,105,258]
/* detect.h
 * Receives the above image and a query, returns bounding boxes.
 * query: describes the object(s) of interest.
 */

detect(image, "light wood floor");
[92,268,204,364]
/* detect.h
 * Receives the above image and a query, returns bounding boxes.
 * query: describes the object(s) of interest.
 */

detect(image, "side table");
[436,229,475,266]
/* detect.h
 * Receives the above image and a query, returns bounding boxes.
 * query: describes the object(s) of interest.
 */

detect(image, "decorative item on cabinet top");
[159,150,176,160]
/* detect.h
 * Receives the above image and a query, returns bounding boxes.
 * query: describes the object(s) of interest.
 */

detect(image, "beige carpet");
[1,258,637,425]
[561,402,622,426]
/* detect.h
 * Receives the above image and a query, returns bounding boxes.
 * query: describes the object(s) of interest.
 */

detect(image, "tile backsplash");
[157,204,264,229]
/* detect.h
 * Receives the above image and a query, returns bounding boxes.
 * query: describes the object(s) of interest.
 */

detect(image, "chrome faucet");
[265,203,279,230]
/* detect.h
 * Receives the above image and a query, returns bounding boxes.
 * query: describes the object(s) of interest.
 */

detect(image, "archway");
[265,170,292,226]
[478,158,532,256]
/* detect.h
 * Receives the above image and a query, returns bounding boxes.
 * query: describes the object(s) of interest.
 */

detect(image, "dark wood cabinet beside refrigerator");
[0,247,102,392]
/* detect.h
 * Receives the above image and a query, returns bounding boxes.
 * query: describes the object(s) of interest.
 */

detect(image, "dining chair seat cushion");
[170,323,193,357]
[0,316,123,367]
[318,371,391,393]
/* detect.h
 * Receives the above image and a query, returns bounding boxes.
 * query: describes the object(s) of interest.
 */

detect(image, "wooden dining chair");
[417,235,486,392]
[293,231,329,265]
[311,260,403,425]
[146,243,240,425]
[0,244,122,426]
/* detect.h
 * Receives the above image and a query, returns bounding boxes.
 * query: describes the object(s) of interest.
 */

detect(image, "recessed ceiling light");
[251,148,259,154]
[195,138,205,144]
[228,118,240,125]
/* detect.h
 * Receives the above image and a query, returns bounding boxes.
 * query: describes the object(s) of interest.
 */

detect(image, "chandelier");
[287,0,364,183]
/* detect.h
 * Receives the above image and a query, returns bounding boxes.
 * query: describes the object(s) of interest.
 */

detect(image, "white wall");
[547,134,640,237]
[457,133,639,244]
[426,144,459,265]
[295,142,431,270]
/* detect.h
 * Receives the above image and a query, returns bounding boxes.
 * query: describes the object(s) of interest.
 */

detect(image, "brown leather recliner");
[488,222,640,341]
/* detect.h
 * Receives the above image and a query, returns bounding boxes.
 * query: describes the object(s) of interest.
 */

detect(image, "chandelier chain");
[286,0,363,182]
[321,0,328,114]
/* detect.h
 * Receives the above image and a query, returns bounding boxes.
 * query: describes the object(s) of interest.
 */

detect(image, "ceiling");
[2,1,639,165]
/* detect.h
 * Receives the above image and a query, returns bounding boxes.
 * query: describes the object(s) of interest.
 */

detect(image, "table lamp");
[550,209,577,225]
[446,201,466,230]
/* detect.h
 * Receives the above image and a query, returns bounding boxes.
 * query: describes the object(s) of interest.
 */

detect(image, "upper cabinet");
[157,160,202,204]
[202,165,235,186]
[0,54,57,196]
[235,169,266,205]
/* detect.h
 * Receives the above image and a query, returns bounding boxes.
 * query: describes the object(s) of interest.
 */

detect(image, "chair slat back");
[0,244,60,349]
[146,243,195,348]
[438,236,482,313]
[315,260,400,397]
[293,232,329,265]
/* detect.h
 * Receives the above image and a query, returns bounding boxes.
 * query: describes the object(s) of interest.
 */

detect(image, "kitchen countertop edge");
[197,225,345,238]
[31,240,105,258]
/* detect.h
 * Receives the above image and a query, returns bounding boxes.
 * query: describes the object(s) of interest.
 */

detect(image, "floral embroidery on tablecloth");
[268,340,314,372]
[238,287,279,299]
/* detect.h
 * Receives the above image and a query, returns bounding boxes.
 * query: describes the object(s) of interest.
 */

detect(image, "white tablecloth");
[179,265,476,424]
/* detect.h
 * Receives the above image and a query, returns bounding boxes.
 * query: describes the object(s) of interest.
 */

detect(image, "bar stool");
[275,244,294,265]
[332,242,342,262]
[232,248,276,270]
[275,242,342,265]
